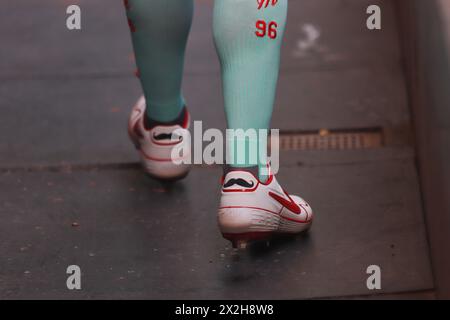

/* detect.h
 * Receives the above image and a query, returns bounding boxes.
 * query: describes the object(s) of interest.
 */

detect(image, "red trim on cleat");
[268,190,301,214]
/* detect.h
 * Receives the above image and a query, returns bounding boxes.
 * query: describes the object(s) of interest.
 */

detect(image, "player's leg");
[125,0,194,180]
[213,0,313,248]
[125,0,193,122]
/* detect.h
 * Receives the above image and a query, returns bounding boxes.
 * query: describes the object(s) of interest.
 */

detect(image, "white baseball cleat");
[218,167,313,248]
[128,96,191,180]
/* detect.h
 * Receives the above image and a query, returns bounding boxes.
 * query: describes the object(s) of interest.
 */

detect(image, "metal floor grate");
[274,128,384,151]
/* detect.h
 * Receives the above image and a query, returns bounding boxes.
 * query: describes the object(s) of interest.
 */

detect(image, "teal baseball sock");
[213,0,288,181]
[124,0,193,123]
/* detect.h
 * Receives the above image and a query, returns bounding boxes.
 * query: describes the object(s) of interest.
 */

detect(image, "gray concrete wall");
[397,0,450,299]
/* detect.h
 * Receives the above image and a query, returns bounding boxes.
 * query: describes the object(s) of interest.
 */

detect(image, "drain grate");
[273,128,384,151]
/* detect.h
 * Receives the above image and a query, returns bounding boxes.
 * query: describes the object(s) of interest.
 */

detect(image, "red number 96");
[255,20,278,39]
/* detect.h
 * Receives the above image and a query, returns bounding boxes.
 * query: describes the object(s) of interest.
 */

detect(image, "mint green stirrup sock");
[213,0,288,181]
[124,0,193,123]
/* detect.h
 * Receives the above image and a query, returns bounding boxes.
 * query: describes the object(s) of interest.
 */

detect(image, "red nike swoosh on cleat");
[268,191,301,214]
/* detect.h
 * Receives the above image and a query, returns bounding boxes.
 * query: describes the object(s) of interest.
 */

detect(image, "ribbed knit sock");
[124,0,193,123]
[213,0,287,181]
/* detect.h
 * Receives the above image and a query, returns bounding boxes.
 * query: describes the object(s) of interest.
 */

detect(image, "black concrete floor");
[0,0,434,299]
